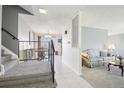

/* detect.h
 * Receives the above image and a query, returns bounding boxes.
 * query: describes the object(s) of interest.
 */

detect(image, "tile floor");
[54,56,92,88]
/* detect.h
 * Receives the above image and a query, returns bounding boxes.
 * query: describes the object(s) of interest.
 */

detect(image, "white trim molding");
[2,45,18,59]
[0,64,5,76]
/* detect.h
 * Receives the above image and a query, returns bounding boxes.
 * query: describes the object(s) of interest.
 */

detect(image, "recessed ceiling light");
[39,8,47,14]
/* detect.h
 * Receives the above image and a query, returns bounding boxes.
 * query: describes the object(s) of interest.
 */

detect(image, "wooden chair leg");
[108,63,111,71]
[120,66,123,76]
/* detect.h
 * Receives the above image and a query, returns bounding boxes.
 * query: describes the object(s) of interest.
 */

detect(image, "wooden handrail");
[2,28,19,40]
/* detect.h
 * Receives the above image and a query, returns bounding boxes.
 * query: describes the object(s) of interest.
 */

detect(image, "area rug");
[81,65,124,88]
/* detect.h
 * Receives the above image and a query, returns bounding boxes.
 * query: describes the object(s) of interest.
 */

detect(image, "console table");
[108,56,124,76]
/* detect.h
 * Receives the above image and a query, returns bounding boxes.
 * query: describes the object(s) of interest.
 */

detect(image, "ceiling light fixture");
[39,8,47,14]
[44,35,52,38]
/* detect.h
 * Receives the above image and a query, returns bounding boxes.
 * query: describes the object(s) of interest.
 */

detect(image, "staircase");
[0,42,56,88]
[0,60,57,88]
[1,45,18,74]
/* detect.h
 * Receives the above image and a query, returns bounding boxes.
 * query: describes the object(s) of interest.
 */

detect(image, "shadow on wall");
[2,5,32,55]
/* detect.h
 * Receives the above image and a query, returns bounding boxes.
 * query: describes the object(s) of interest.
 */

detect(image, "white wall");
[81,26,108,51]
[62,13,81,75]
[62,34,81,74]
[0,6,2,64]
[108,34,124,55]
[18,16,32,41]
[18,15,34,50]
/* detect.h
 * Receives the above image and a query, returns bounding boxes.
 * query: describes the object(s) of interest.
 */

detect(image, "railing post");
[51,40,55,83]
[52,47,55,83]
[48,42,50,62]
[18,41,19,58]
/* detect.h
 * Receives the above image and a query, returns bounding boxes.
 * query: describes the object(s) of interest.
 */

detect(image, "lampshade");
[108,44,115,49]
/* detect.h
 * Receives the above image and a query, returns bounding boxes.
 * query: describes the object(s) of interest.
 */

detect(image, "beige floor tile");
[54,56,92,88]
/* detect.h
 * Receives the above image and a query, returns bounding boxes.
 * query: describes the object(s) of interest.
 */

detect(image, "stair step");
[0,72,54,87]
[2,55,11,63]
[2,49,5,55]
[2,50,11,56]
[2,54,11,56]
[0,79,57,88]
[2,58,17,63]
[3,60,18,72]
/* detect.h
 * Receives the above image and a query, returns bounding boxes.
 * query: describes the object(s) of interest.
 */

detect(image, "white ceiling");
[20,5,124,35]
[80,6,124,35]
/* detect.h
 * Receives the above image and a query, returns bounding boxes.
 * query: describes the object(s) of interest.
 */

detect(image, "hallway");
[55,56,92,88]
